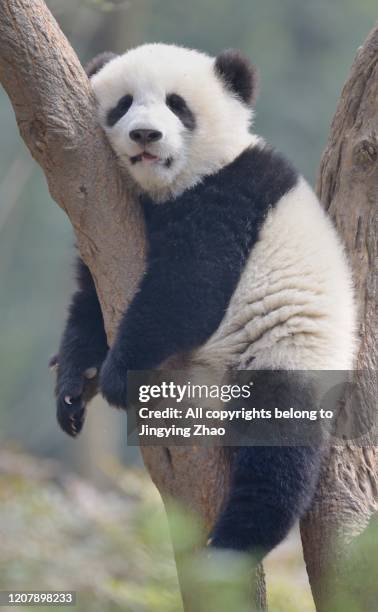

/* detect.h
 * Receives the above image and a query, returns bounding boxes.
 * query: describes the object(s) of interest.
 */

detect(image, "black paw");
[54,367,86,437]
[209,520,255,554]
[100,350,128,409]
[57,391,86,438]
[50,356,99,437]
[49,353,98,438]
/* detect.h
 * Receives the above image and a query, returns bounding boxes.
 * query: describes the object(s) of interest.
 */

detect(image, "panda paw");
[50,356,99,437]
[57,391,87,438]
[52,366,86,437]
[99,350,128,409]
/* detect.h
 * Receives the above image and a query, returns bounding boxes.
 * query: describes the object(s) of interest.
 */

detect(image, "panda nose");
[129,129,163,145]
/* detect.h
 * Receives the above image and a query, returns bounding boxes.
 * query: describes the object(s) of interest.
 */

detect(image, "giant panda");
[53,43,356,559]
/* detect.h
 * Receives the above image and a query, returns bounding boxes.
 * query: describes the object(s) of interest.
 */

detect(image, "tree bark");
[0,0,267,608]
[300,23,378,611]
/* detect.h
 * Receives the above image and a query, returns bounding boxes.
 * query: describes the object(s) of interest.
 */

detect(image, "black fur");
[215,49,258,105]
[54,258,108,437]
[107,95,133,127]
[212,444,322,557]
[85,52,117,78]
[100,145,297,406]
[166,94,196,130]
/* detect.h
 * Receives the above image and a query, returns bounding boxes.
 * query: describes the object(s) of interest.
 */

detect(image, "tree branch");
[0,0,146,336]
[0,1,266,608]
[301,22,378,611]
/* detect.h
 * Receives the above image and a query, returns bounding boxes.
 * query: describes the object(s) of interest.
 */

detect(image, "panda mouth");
[130,152,159,164]
[130,152,173,167]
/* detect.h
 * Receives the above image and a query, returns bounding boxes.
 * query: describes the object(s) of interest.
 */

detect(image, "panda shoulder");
[210,144,300,210]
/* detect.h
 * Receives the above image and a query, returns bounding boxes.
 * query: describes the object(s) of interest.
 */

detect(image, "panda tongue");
[142,152,158,160]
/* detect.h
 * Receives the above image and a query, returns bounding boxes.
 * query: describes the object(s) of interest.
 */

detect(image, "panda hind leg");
[209,444,323,559]
[209,371,325,558]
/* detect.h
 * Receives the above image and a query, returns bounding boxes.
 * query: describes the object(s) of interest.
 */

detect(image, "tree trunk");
[0,0,266,608]
[300,23,378,611]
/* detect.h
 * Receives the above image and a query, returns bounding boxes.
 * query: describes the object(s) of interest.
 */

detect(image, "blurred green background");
[0,1,377,610]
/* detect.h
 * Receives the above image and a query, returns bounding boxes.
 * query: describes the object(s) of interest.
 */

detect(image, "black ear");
[85,52,118,78]
[214,49,258,105]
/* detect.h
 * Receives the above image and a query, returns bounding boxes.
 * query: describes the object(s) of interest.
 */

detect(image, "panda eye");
[107,94,133,127]
[166,93,196,130]
[166,93,186,112]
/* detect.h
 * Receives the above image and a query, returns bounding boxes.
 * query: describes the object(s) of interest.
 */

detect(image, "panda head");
[88,44,258,201]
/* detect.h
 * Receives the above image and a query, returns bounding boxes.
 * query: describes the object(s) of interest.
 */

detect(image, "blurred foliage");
[325,519,378,612]
[0,450,317,612]
[2,450,378,611]
[0,450,181,611]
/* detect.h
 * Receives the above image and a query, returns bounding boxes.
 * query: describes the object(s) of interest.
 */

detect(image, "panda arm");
[100,240,243,408]
[55,257,108,436]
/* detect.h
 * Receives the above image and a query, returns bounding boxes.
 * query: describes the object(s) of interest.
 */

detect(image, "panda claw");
[64,395,73,405]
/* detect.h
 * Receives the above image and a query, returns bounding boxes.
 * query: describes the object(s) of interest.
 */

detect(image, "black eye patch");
[166,93,196,130]
[106,94,133,127]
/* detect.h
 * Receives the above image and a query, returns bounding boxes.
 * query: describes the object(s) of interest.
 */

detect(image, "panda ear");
[85,52,118,78]
[214,49,258,105]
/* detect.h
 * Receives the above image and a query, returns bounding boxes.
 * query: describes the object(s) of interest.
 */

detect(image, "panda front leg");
[53,257,108,437]
[99,255,234,409]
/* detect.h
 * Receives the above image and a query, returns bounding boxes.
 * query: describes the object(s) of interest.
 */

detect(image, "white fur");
[194,177,356,371]
[91,43,257,201]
